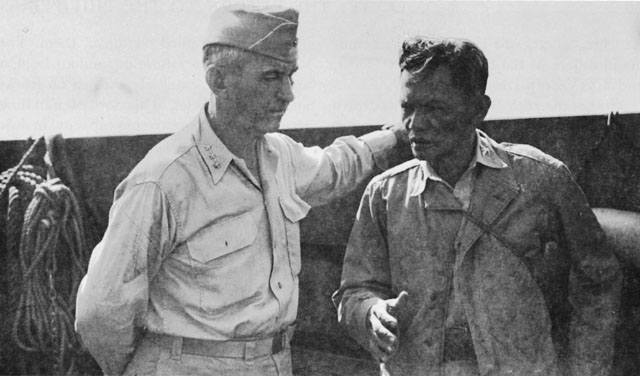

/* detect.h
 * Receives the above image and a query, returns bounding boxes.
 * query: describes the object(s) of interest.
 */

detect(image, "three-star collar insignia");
[204,145,222,169]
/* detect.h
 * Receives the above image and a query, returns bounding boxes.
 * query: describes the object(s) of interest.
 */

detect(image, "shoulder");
[494,140,576,193]
[265,132,299,149]
[377,159,421,180]
[263,132,305,161]
[366,159,421,192]
[494,142,567,176]
[120,123,198,190]
[499,142,564,170]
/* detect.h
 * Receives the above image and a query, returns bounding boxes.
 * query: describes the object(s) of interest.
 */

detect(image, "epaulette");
[500,142,562,167]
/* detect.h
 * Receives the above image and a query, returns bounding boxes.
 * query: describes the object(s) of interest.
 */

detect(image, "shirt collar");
[475,129,508,170]
[411,129,507,196]
[193,104,235,185]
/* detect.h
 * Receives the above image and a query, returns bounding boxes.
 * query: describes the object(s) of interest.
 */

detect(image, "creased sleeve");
[551,164,621,376]
[75,181,177,375]
[278,130,397,207]
[331,178,392,354]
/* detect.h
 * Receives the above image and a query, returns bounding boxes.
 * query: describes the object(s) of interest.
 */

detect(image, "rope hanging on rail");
[11,178,87,375]
[1,137,88,375]
[0,138,43,199]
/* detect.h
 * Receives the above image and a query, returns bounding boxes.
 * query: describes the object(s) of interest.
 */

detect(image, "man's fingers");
[371,315,399,350]
[367,294,409,363]
[375,308,399,331]
[389,291,409,312]
[375,322,397,347]
[365,293,410,364]
[387,291,409,315]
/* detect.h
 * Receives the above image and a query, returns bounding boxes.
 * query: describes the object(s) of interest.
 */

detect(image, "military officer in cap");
[75,4,405,376]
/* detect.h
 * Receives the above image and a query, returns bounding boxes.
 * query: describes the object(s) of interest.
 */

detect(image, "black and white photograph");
[1,1,639,375]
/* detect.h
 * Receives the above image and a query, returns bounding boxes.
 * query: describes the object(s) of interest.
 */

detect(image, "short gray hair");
[202,44,271,74]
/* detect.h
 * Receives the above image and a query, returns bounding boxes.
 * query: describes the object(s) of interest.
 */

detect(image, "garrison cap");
[203,4,299,63]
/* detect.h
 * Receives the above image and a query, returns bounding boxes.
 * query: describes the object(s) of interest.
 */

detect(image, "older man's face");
[225,56,297,137]
[400,66,481,163]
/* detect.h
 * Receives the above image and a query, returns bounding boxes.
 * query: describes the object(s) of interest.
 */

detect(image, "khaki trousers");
[122,334,293,376]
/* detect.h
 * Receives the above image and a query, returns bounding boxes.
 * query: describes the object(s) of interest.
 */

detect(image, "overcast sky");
[1,0,639,140]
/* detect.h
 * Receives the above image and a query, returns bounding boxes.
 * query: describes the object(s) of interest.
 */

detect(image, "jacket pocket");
[187,212,257,264]
[279,193,310,222]
[279,196,307,276]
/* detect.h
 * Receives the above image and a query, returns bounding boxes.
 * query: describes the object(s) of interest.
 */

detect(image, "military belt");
[146,326,294,360]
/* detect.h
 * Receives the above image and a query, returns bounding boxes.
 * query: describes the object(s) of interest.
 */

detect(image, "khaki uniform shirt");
[75,104,397,375]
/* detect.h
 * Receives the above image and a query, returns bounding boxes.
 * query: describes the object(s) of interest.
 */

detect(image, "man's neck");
[431,133,477,187]
[207,103,261,161]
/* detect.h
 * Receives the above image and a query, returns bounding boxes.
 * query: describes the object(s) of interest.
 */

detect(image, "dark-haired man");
[333,36,620,376]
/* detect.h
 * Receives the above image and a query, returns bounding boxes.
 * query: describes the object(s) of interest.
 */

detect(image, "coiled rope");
[11,178,87,375]
[3,166,46,256]
[0,137,42,199]
[1,137,88,375]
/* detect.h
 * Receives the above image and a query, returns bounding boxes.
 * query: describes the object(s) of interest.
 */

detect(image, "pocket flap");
[279,194,310,223]
[188,212,257,263]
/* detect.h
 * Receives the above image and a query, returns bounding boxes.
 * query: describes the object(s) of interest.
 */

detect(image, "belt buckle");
[271,331,286,354]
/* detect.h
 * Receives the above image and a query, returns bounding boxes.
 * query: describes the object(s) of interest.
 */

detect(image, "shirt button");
[277,282,283,289]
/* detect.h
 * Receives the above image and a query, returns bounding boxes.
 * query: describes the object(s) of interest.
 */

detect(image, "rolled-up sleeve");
[75,181,176,375]
[551,164,621,376]
[331,178,392,352]
[276,130,397,207]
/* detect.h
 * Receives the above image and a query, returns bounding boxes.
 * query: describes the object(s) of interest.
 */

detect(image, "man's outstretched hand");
[366,291,409,363]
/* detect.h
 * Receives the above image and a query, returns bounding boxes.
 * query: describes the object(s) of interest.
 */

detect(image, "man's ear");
[205,65,228,95]
[472,94,491,124]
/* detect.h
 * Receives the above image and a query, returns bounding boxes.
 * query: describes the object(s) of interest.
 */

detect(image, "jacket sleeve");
[276,130,398,207]
[551,164,621,376]
[331,178,392,355]
[75,182,176,375]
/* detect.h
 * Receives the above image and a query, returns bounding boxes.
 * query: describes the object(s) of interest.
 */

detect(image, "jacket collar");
[474,129,508,170]
[405,128,521,258]
[410,129,507,197]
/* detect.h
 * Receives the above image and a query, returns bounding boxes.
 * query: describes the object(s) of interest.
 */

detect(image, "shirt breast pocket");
[187,212,257,265]
[279,195,308,276]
